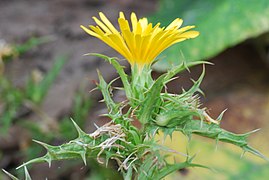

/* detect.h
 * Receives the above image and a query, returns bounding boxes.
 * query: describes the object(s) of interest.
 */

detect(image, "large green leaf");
[150,0,269,70]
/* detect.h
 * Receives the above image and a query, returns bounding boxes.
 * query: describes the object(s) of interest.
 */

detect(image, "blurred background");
[0,0,269,179]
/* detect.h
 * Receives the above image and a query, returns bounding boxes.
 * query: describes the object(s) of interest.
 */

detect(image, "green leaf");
[151,0,269,70]
[137,74,165,124]
[177,120,268,161]
[96,70,119,116]
[0,78,24,134]
[14,36,53,55]
[163,61,209,83]
[86,53,132,100]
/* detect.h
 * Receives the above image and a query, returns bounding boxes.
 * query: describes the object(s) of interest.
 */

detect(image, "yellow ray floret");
[81,12,199,69]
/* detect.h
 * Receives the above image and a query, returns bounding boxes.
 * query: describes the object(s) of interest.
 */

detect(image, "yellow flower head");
[81,12,199,69]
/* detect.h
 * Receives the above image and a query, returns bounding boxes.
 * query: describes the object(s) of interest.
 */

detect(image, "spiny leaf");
[185,64,205,96]
[177,120,268,161]
[17,126,96,169]
[16,143,91,169]
[163,61,210,83]
[96,70,118,115]
[138,75,165,124]
[137,155,157,179]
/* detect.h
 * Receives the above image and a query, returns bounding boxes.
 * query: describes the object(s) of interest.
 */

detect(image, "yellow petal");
[177,25,195,33]
[166,18,183,30]
[134,35,142,61]
[122,30,135,55]
[131,12,138,32]
[143,23,153,36]
[109,34,132,61]
[136,22,143,34]
[118,18,130,32]
[149,36,186,61]
[80,25,100,38]
[99,12,119,34]
[139,18,148,31]
[92,17,111,34]
[139,35,152,63]
[90,26,105,36]
[119,12,125,19]
[179,31,200,38]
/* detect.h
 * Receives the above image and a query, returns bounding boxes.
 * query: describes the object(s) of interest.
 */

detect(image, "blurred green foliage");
[0,37,53,133]
[0,55,66,133]
[151,0,269,70]
[0,38,93,178]
[25,56,66,103]
[0,78,24,133]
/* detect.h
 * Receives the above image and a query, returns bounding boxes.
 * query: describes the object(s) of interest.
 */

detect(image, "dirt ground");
[1,0,269,179]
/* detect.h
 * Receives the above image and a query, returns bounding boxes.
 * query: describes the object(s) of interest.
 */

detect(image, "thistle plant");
[10,12,266,179]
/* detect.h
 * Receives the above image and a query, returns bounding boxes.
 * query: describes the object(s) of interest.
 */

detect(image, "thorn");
[215,138,219,151]
[244,128,261,136]
[24,166,31,179]
[179,50,187,64]
[206,61,214,65]
[240,150,246,159]
[217,109,228,121]
[16,155,47,170]
[243,145,269,161]
[47,156,52,168]
[183,61,191,73]
[80,151,87,165]
[90,80,98,86]
[89,87,98,93]
[186,133,192,143]
[199,118,204,128]
[83,53,110,62]
[70,118,85,137]
[173,157,176,164]
[188,153,197,163]
[203,111,219,124]
[2,169,18,180]
[108,76,120,87]
[83,53,92,56]
[93,123,99,129]
[32,140,52,150]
